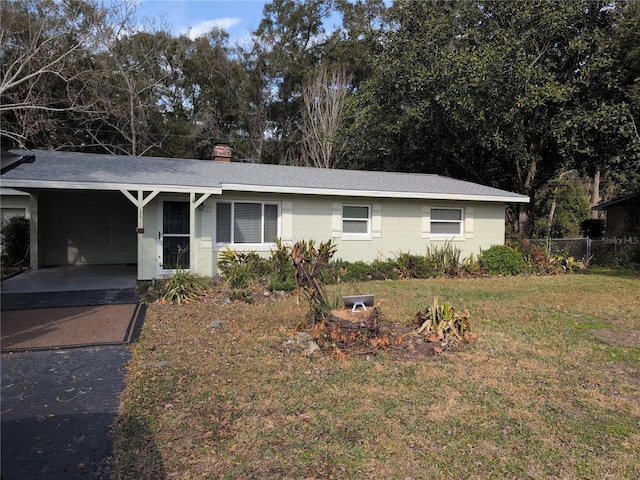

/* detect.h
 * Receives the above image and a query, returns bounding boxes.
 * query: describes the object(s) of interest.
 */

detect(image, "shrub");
[331,259,371,283]
[218,248,266,288]
[414,297,474,343]
[510,238,550,274]
[461,252,482,274]
[369,258,398,280]
[290,239,337,324]
[1,216,30,265]
[161,271,211,304]
[479,245,525,276]
[425,242,462,275]
[395,252,436,278]
[590,247,640,270]
[265,239,296,291]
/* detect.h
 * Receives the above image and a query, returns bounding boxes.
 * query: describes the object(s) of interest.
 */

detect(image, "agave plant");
[160,270,210,304]
[414,297,473,342]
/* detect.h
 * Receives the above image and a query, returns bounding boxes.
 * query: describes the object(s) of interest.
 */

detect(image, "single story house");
[592,193,640,236]
[1,149,529,280]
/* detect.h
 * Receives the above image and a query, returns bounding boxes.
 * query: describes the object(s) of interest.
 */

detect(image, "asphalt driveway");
[1,266,140,479]
[1,346,131,479]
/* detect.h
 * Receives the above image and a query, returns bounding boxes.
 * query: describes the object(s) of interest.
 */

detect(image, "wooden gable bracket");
[120,189,161,233]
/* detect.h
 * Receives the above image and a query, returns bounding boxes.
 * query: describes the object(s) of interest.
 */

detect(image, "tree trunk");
[546,196,557,237]
[509,191,535,238]
[591,169,601,219]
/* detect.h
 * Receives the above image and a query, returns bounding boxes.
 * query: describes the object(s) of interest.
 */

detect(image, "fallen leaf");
[426,332,443,343]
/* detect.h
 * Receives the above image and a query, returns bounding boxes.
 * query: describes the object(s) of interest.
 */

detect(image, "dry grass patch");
[111,273,640,479]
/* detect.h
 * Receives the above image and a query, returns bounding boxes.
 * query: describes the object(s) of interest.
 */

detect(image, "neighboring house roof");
[1,150,529,203]
[1,150,35,175]
[592,193,640,210]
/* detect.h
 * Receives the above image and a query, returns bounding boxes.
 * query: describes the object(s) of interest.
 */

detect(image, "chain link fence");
[529,236,640,266]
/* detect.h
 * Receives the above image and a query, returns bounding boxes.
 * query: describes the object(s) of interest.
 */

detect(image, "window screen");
[342,205,370,235]
[431,208,463,235]
[264,204,278,243]
[216,201,279,244]
[234,202,262,243]
[216,203,231,243]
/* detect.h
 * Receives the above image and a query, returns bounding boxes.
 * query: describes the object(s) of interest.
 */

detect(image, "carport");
[35,189,138,266]
[1,150,223,281]
[1,264,137,294]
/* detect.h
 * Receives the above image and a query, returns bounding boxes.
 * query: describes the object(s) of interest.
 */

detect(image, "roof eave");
[1,179,223,195]
[221,183,530,203]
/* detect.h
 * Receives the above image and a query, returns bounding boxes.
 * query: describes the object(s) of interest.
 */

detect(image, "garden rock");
[283,331,321,357]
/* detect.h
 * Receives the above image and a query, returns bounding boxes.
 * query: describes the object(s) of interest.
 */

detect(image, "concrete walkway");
[1,264,137,293]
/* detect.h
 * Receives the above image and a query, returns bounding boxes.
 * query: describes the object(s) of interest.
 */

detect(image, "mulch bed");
[312,306,466,360]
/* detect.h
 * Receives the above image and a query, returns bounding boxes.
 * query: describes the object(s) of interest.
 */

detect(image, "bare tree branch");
[300,65,352,168]
[0,0,134,148]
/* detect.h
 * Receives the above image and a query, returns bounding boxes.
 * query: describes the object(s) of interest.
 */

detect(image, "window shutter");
[465,207,474,238]
[281,201,293,242]
[372,203,382,238]
[421,206,430,239]
[331,202,342,238]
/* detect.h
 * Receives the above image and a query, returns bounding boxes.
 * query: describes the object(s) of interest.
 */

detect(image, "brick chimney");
[212,143,232,162]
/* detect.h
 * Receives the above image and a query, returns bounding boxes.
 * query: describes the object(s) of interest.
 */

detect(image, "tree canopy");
[1,0,638,236]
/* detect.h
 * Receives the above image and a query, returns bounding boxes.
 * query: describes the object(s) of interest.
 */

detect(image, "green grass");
[111,273,640,479]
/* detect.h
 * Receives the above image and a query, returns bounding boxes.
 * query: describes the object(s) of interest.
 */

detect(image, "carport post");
[29,193,39,268]
[120,189,160,278]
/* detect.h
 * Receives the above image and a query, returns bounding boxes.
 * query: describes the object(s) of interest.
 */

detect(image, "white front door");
[158,200,190,273]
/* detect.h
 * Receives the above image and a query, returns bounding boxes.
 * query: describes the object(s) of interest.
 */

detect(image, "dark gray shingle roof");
[1,150,529,203]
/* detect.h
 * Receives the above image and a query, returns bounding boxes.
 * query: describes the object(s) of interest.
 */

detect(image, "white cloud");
[183,17,242,39]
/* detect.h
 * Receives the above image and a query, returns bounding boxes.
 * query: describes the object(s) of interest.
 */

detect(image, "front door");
[159,200,190,272]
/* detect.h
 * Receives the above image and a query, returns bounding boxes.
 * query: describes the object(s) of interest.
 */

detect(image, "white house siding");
[290,197,506,262]
[140,193,219,280]
[140,197,160,280]
[137,193,508,279]
[1,189,30,224]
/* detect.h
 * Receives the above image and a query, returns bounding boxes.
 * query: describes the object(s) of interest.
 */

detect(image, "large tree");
[300,64,352,168]
[0,0,129,149]
[342,0,639,236]
[251,0,336,164]
[83,30,175,156]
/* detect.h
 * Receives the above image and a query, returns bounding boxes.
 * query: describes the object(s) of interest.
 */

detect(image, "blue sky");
[133,0,269,43]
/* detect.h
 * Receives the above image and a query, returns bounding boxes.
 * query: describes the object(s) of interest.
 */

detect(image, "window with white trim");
[342,205,370,236]
[216,201,279,244]
[430,208,463,236]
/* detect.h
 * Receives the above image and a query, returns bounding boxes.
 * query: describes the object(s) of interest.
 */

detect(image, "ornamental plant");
[1,216,30,266]
[479,245,525,276]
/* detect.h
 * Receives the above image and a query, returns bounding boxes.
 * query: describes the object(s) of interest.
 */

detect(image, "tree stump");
[314,307,381,349]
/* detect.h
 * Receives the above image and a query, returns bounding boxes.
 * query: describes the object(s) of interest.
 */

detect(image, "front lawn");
[111,273,640,479]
